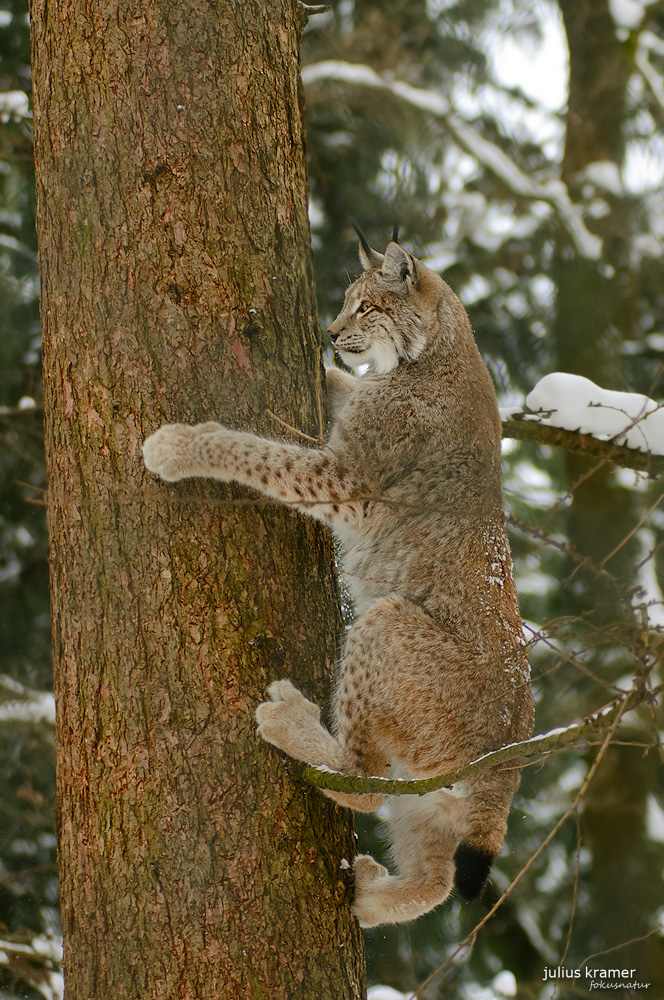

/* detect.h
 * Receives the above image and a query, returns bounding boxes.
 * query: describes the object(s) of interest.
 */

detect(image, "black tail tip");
[453,842,495,901]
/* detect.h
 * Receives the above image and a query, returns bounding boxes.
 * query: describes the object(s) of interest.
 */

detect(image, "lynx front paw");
[142,422,223,482]
[325,367,357,412]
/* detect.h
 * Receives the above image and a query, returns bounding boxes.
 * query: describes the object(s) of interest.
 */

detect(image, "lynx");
[143,233,534,927]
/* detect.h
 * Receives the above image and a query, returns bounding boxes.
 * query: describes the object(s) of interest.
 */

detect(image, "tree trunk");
[31,1,365,997]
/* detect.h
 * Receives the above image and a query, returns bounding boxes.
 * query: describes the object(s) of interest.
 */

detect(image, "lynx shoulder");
[143,234,534,927]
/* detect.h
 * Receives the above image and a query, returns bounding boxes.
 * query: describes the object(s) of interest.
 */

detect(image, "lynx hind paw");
[255,679,321,751]
[352,855,390,928]
[264,679,320,719]
[353,855,388,883]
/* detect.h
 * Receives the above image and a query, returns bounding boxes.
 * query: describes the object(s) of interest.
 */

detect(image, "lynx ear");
[382,241,418,293]
[353,222,385,271]
[359,242,386,271]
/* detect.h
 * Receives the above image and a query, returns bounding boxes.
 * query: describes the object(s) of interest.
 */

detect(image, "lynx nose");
[327,317,343,343]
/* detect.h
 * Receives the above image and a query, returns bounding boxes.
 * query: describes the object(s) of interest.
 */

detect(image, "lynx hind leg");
[353,791,463,927]
[325,594,466,817]
[255,680,344,769]
[333,594,469,779]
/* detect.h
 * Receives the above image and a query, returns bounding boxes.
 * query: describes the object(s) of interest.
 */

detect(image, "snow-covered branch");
[501,416,664,476]
[501,373,664,476]
[301,684,661,796]
[302,60,602,259]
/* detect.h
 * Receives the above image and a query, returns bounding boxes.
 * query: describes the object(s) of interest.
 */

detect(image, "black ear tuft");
[352,220,385,271]
[392,222,400,243]
[453,842,495,901]
[352,220,373,259]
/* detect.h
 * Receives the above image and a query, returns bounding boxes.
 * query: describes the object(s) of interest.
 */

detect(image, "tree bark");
[31,2,365,997]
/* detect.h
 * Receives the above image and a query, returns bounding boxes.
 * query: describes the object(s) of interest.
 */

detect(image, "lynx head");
[327,231,467,374]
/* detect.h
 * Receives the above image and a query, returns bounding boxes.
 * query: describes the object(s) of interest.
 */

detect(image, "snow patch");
[646,793,664,842]
[0,90,29,123]
[0,691,55,725]
[0,675,55,725]
[493,970,518,997]
[301,61,602,260]
[578,160,623,196]
[609,0,656,31]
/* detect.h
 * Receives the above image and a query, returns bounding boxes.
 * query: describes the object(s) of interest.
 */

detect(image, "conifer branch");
[301,60,601,259]
[501,416,664,477]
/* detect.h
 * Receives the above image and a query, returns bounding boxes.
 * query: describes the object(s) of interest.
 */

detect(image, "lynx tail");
[452,841,495,901]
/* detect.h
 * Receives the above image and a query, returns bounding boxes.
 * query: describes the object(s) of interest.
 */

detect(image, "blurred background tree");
[1,0,663,996]
[0,0,57,996]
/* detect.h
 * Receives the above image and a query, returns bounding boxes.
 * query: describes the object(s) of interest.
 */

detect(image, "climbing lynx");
[143,234,534,927]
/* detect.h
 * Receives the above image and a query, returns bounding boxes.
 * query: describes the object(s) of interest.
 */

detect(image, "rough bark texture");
[31,2,365,997]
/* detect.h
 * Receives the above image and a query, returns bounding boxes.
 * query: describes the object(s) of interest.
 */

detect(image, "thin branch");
[265,408,322,444]
[636,32,664,120]
[577,926,664,973]
[301,684,663,795]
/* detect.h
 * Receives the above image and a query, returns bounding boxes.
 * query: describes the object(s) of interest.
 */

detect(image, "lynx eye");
[358,300,374,315]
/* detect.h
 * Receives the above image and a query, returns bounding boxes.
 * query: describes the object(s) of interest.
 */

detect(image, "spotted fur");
[143,237,534,927]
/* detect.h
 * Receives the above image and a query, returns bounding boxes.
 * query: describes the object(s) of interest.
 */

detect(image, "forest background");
[1,0,664,997]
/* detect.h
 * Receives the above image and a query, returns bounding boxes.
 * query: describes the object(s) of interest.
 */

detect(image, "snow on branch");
[301,683,662,796]
[301,60,602,260]
[501,373,664,475]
